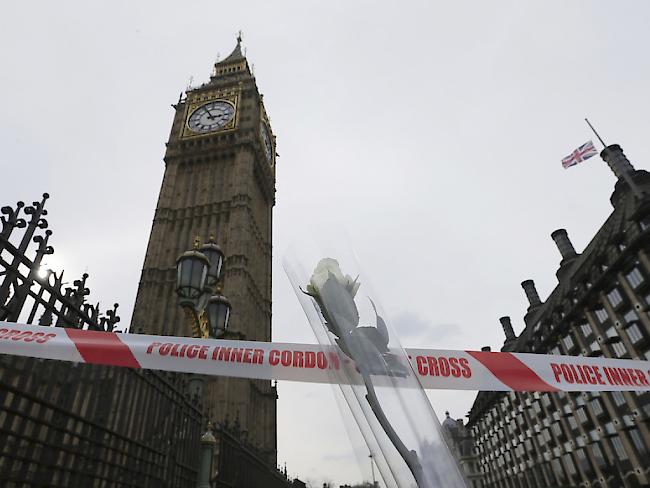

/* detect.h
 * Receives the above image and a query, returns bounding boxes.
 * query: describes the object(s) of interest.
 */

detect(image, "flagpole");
[585,118,607,148]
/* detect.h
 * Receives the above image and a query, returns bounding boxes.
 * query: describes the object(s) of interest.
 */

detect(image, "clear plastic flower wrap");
[283,243,467,488]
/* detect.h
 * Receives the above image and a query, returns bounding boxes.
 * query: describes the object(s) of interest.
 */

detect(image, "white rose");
[308,258,360,297]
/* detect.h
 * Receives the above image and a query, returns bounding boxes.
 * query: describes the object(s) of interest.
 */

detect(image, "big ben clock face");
[187,100,235,133]
[260,123,273,163]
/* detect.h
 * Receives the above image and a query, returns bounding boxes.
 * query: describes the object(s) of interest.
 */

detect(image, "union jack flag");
[562,140,598,169]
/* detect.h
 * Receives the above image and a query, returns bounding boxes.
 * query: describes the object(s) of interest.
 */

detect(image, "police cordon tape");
[1,321,649,392]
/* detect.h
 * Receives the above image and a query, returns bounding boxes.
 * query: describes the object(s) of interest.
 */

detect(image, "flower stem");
[360,369,427,487]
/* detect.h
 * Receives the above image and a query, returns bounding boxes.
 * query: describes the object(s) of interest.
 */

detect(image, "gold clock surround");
[181,90,240,139]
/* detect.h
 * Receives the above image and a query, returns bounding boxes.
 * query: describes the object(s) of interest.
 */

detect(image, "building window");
[568,416,578,431]
[607,288,624,308]
[622,309,639,325]
[579,322,593,337]
[612,342,627,357]
[591,443,606,467]
[576,408,589,424]
[576,447,588,464]
[629,428,647,454]
[610,436,629,460]
[611,391,627,407]
[562,334,575,351]
[552,423,562,437]
[605,325,618,339]
[626,267,645,289]
[594,308,609,324]
[627,323,644,344]
[564,454,577,475]
[590,398,604,416]
[551,459,565,480]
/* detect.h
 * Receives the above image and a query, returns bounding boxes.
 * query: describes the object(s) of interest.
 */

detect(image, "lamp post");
[176,236,231,339]
[197,422,217,488]
[176,236,231,488]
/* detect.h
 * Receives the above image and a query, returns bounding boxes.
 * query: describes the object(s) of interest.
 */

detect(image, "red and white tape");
[0,322,649,392]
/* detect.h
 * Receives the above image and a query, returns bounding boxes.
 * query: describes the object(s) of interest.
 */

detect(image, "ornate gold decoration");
[181,90,240,140]
[198,310,210,339]
[183,307,201,338]
[183,306,210,339]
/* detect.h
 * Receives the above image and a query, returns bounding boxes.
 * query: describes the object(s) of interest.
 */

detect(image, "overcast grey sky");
[3,1,650,485]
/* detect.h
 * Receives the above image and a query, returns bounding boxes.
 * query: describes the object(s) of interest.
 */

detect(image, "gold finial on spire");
[193,235,201,249]
[237,30,243,45]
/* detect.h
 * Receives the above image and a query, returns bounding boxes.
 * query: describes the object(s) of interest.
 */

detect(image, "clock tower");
[130,37,277,462]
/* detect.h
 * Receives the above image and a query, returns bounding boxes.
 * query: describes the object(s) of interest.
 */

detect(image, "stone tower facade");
[130,38,277,463]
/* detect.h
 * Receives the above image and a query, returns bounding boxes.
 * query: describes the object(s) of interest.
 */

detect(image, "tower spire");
[210,34,250,81]
[216,34,246,65]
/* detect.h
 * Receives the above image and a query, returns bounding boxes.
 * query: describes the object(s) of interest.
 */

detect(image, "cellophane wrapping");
[283,243,467,488]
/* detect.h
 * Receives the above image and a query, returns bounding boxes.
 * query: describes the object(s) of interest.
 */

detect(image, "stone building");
[468,144,650,487]
[130,37,278,465]
[442,411,484,488]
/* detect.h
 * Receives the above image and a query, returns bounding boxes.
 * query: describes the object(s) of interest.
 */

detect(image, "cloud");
[389,311,461,346]
[322,451,354,461]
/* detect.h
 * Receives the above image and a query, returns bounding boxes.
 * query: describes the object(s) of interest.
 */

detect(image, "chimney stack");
[601,144,645,201]
[551,229,577,261]
[521,279,543,310]
[499,316,516,341]
[601,144,635,180]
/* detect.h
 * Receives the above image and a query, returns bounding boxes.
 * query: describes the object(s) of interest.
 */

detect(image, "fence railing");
[0,194,202,488]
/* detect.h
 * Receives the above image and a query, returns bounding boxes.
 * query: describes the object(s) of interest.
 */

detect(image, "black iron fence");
[0,194,203,487]
[213,420,294,488]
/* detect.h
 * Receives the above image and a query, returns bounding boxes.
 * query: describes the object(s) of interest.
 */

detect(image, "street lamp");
[198,422,217,488]
[176,236,231,338]
[176,236,229,488]
[199,240,224,289]
[206,293,231,339]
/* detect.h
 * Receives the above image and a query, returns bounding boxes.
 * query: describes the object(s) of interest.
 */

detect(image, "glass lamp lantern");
[206,293,231,337]
[176,250,210,308]
[199,241,224,289]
